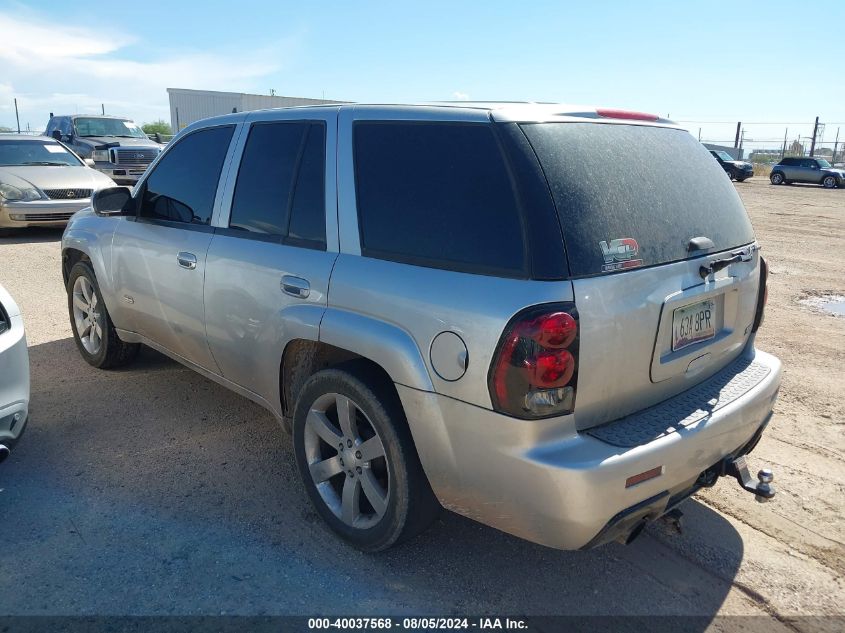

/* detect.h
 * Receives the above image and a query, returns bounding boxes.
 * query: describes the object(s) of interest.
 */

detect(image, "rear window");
[354,122,526,277]
[521,123,755,277]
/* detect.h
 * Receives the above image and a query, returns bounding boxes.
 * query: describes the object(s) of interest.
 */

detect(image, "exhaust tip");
[0,445,9,464]
[623,520,647,545]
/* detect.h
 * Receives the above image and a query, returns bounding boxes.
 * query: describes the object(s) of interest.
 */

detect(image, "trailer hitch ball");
[755,468,774,503]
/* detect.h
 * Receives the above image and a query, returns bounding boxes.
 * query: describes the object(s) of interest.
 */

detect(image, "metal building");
[167,88,344,132]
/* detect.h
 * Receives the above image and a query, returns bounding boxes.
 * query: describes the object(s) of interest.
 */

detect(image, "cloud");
[452,91,471,101]
[0,9,301,129]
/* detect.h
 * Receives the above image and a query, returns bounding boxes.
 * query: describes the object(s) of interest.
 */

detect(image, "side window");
[228,121,326,248]
[139,125,234,225]
[288,125,326,245]
[353,122,525,276]
[59,118,71,137]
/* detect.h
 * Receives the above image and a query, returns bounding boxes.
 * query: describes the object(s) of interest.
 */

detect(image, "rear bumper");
[398,346,781,550]
[0,312,30,454]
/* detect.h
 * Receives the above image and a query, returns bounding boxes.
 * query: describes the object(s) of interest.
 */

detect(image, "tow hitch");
[723,455,775,502]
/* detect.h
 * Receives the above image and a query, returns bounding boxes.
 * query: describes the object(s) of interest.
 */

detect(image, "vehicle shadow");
[0,337,746,621]
[0,227,64,244]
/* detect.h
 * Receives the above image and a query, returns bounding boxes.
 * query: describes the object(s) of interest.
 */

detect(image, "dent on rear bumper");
[398,346,782,550]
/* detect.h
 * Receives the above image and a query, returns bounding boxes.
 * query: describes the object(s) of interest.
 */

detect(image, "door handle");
[176,252,197,270]
[281,275,310,299]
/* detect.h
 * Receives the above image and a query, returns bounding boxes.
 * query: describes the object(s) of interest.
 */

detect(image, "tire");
[67,261,140,369]
[736,176,747,182]
[770,172,785,185]
[726,170,734,181]
[822,175,837,189]
[292,364,439,552]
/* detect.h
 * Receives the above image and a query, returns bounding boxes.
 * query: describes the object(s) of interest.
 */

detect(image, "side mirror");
[84,158,95,168]
[92,186,133,216]
[51,130,62,141]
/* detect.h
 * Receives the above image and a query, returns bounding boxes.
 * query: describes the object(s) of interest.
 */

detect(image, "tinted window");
[522,123,755,276]
[288,125,326,245]
[354,122,525,276]
[229,122,326,247]
[230,122,307,235]
[140,125,234,225]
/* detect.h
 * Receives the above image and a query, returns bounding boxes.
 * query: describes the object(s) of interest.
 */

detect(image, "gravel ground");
[0,178,842,627]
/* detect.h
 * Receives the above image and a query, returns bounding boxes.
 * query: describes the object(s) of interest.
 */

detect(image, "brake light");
[752,256,768,332]
[489,304,579,418]
[596,108,660,122]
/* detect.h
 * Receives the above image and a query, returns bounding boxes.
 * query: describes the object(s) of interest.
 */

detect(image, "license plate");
[672,299,716,351]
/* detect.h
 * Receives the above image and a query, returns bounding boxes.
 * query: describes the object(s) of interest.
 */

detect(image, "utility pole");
[781,128,788,159]
[14,98,21,133]
[101,103,105,115]
[809,116,819,156]
[833,127,841,164]
[698,127,701,142]
[738,129,745,159]
[734,122,742,149]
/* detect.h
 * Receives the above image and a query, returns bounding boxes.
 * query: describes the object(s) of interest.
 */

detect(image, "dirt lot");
[0,179,842,627]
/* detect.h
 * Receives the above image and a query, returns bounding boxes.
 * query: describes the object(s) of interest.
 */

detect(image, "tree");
[0,126,12,133]
[141,120,172,135]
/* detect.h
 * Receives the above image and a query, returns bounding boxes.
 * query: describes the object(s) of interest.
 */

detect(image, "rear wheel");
[736,176,747,182]
[67,261,140,369]
[822,175,837,189]
[770,172,785,185]
[292,365,439,551]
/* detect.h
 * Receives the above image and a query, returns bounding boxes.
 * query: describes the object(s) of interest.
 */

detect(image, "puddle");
[798,294,845,317]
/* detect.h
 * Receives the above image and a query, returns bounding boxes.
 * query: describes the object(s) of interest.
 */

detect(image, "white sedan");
[0,283,29,463]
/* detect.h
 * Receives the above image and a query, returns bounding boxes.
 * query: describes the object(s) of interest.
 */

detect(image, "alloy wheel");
[72,276,103,355]
[303,392,390,529]
[823,176,836,189]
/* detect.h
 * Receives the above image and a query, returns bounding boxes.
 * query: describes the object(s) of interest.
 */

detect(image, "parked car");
[0,283,29,464]
[770,157,844,188]
[44,115,163,186]
[709,150,753,181]
[0,134,116,235]
[61,103,780,552]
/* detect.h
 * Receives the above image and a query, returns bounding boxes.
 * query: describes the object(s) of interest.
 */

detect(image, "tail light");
[751,256,768,332]
[488,303,579,419]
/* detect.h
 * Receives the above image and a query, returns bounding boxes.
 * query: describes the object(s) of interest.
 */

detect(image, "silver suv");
[61,103,781,551]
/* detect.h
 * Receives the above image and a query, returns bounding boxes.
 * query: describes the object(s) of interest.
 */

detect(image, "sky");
[1,0,843,151]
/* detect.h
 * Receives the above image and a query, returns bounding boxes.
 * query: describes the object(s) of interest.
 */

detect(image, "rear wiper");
[699,248,754,279]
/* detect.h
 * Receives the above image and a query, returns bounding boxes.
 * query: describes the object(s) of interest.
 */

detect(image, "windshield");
[73,117,147,139]
[816,159,832,168]
[714,150,734,161]
[522,123,755,276]
[0,140,82,166]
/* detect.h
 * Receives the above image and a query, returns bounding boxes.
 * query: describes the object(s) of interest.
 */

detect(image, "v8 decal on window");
[599,238,644,272]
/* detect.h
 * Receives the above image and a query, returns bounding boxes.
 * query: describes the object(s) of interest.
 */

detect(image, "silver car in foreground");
[61,103,781,551]
[0,283,30,463]
[0,134,115,234]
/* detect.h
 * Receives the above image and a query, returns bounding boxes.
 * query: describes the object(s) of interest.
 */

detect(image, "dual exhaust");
[620,455,775,546]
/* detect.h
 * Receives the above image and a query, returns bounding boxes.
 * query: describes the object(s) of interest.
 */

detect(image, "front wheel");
[67,261,140,368]
[293,365,439,551]
[770,172,785,185]
[822,175,838,189]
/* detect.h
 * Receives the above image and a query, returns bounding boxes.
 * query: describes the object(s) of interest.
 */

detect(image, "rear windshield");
[521,122,755,277]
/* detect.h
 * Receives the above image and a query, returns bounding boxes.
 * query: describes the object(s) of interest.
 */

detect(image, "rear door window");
[229,121,326,248]
[353,122,526,276]
[521,123,755,277]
